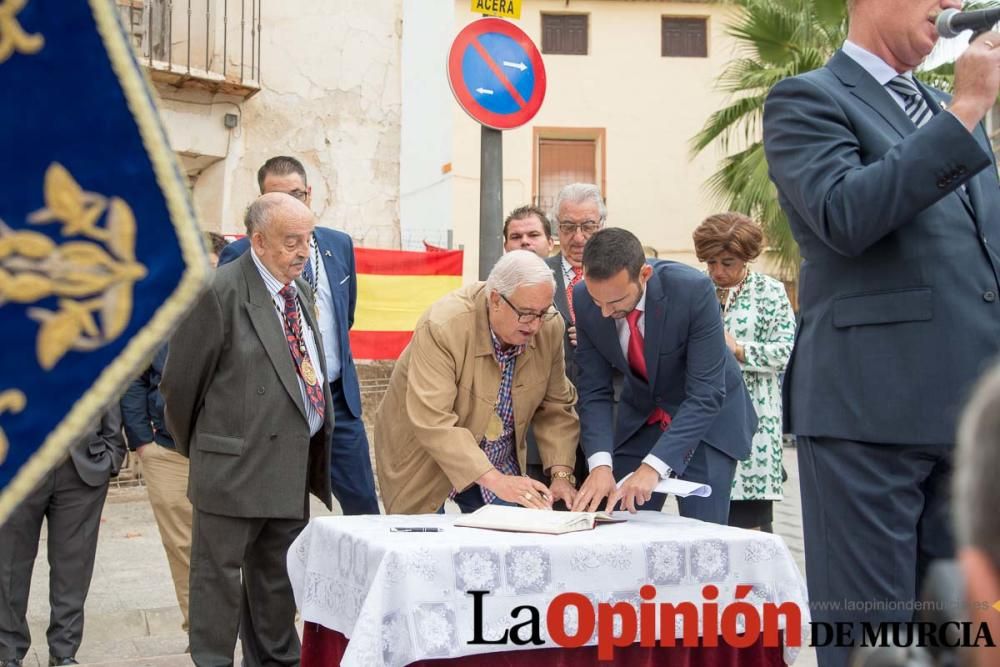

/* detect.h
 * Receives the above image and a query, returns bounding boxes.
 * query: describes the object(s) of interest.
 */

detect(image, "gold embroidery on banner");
[0,390,26,465]
[0,0,44,64]
[0,163,147,370]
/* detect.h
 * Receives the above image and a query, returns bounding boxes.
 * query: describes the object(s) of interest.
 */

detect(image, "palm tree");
[691,0,996,279]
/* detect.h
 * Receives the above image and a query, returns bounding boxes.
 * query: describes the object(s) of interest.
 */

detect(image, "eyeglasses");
[558,220,602,236]
[285,189,309,202]
[499,293,559,324]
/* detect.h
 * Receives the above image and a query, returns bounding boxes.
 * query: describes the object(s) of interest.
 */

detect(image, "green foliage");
[691,0,848,277]
[691,0,997,278]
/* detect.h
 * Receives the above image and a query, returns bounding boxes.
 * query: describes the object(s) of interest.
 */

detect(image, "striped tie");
[886,75,932,128]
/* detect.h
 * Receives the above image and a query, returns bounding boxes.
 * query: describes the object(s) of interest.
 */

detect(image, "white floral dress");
[719,271,796,501]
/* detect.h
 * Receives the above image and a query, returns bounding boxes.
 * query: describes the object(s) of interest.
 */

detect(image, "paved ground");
[14,447,816,666]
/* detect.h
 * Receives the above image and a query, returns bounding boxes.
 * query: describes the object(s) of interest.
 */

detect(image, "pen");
[390,527,443,532]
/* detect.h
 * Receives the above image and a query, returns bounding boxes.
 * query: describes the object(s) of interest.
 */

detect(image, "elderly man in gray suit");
[0,407,125,667]
[763,2,1000,665]
[162,193,333,667]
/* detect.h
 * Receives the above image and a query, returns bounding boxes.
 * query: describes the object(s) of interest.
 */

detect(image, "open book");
[454,505,626,535]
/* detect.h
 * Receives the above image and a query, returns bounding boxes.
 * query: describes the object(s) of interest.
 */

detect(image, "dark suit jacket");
[545,254,577,383]
[574,261,756,475]
[763,50,1000,445]
[121,345,174,450]
[70,405,127,487]
[219,227,362,418]
[161,252,334,519]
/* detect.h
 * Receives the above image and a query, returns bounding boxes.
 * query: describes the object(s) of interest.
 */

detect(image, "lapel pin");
[939,100,947,109]
[324,250,332,257]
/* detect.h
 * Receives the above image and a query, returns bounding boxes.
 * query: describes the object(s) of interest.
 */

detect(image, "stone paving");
[13,447,816,666]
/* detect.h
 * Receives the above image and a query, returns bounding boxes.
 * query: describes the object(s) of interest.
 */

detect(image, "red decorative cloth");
[301,623,786,667]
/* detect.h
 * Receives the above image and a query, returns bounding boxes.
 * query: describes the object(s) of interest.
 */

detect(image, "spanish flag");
[350,248,464,360]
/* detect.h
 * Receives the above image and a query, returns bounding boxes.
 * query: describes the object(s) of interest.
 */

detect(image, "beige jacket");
[374,283,579,514]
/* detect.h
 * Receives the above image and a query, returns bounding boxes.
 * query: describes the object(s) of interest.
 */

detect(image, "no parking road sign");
[447,18,546,130]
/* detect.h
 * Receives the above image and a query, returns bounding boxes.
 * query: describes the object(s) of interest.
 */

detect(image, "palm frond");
[692,0,848,278]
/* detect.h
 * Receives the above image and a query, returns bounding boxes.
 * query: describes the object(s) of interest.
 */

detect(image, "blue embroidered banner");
[0,0,208,525]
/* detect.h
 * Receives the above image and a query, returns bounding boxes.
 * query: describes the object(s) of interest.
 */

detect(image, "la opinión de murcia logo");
[467,585,996,660]
[469,584,800,660]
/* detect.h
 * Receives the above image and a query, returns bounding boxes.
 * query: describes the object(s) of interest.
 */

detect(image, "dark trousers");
[0,458,108,661]
[613,424,737,524]
[190,509,306,667]
[797,436,954,667]
[328,379,379,515]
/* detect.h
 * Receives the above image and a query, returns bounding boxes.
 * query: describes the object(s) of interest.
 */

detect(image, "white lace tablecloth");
[287,512,810,667]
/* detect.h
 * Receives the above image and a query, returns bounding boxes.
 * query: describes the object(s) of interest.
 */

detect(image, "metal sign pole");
[479,126,503,280]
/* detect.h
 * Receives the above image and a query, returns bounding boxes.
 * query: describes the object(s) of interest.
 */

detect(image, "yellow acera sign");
[471,0,521,20]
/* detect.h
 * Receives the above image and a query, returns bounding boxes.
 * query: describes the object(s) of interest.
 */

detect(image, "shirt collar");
[633,286,647,315]
[489,326,525,361]
[250,246,290,298]
[842,39,911,86]
[560,255,580,279]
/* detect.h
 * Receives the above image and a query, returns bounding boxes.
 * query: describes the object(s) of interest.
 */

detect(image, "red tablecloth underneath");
[302,622,786,667]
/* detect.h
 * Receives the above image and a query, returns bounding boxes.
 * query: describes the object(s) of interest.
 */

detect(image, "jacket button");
[270,433,278,440]
[937,179,948,189]
[984,291,997,303]
[257,386,265,395]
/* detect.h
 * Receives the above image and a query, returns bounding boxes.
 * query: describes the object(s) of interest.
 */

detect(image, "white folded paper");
[615,473,712,497]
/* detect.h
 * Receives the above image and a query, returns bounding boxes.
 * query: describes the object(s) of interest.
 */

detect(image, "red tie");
[278,285,325,419]
[566,266,583,323]
[625,308,672,431]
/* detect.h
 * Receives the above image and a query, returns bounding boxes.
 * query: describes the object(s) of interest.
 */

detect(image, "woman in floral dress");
[693,213,796,532]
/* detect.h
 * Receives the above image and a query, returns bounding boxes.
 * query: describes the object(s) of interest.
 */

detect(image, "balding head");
[247,192,315,285]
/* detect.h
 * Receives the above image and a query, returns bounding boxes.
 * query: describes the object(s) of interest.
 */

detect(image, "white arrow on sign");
[475,87,494,95]
[502,60,527,72]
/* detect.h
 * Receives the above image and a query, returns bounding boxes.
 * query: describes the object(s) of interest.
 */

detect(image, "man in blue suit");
[570,228,756,523]
[763,2,1000,664]
[219,156,379,516]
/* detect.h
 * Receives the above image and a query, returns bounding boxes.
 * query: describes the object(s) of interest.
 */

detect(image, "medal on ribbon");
[300,357,319,386]
[485,411,503,441]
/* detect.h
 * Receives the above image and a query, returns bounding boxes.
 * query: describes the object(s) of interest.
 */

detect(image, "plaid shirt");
[451,328,525,504]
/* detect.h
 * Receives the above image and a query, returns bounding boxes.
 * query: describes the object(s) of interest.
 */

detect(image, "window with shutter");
[541,14,588,55]
[661,17,708,58]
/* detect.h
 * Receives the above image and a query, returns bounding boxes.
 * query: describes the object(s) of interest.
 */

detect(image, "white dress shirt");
[251,248,324,436]
[309,236,342,383]
[586,288,672,479]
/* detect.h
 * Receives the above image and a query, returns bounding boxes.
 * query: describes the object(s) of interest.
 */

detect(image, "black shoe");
[48,658,78,666]
[1,659,23,667]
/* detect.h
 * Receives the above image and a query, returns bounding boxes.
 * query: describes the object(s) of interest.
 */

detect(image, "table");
[287,512,810,666]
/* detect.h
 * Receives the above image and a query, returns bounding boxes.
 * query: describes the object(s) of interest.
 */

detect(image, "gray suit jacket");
[162,252,334,519]
[70,405,126,487]
[763,50,1000,445]
[545,254,577,383]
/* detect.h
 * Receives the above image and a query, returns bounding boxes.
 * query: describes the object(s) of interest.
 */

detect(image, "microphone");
[936,7,1000,39]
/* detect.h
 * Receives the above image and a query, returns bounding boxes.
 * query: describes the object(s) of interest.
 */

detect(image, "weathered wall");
[156,0,403,243]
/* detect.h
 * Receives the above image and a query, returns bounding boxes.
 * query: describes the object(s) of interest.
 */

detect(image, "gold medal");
[485,411,503,441]
[300,358,319,386]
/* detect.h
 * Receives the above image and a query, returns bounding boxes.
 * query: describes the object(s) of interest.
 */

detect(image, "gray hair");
[485,249,555,298]
[955,362,1000,568]
[244,192,300,235]
[551,182,607,224]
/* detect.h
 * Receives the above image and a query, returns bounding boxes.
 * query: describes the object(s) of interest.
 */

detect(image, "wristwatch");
[551,470,576,485]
